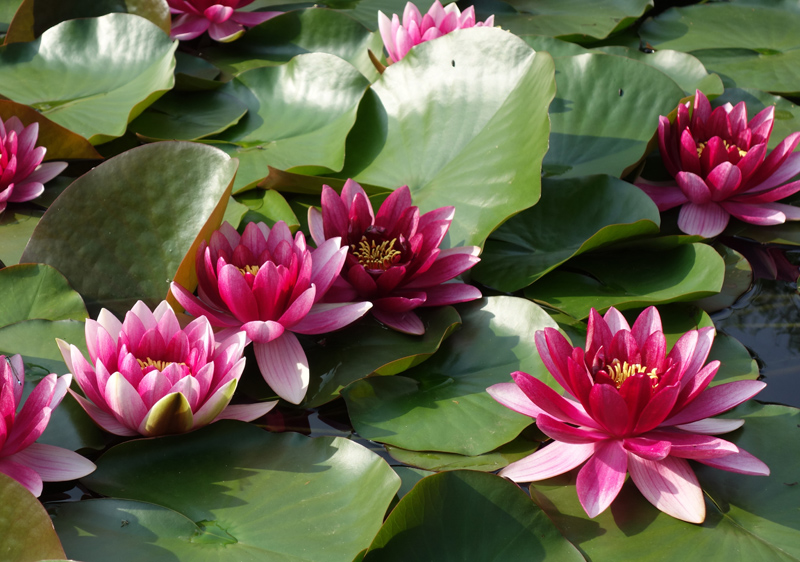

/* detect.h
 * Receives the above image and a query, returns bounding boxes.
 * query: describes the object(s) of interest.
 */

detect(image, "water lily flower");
[0,116,67,214]
[308,179,482,335]
[488,306,769,523]
[167,0,281,42]
[0,355,95,496]
[378,0,495,64]
[171,221,371,404]
[638,90,800,238]
[57,301,276,437]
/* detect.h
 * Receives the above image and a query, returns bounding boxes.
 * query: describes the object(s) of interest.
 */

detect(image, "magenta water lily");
[488,306,769,523]
[378,0,495,64]
[171,221,372,404]
[168,0,281,42]
[0,116,67,214]
[0,355,95,497]
[638,90,800,238]
[57,301,275,437]
[308,179,482,335]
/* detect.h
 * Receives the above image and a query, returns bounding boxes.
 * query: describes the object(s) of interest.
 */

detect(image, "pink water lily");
[167,0,281,42]
[0,355,95,496]
[171,221,371,404]
[378,0,495,64]
[488,306,769,523]
[638,90,800,238]
[0,116,67,214]
[308,179,482,335]
[57,301,275,437]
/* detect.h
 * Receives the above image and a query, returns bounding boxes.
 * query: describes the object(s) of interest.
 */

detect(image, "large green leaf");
[21,142,237,317]
[211,53,369,192]
[543,53,685,178]
[235,189,300,230]
[525,243,725,319]
[0,474,66,562]
[4,0,171,43]
[342,297,560,456]
[473,175,660,292]
[362,471,584,562]
[531,402,800,561]
[494,0,652,39]
[640,4,800,94]
[334,0,409,30]
[78,421,400,562]
[304,306,461,408]
[339,27,555,248]
[0,13,176,143]
[0,207,42,266]
[205,8,383,81]
[0,264,87,324]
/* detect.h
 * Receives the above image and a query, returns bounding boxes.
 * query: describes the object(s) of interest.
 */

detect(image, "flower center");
[137,357,185,372]
[696,140,747,159]
[351,236,402,270]
[607,359,659,388]
[237,264,260,276]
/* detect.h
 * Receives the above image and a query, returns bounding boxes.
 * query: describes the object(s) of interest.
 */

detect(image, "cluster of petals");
[488,306,769,523]
[378,1,494,63]
[167,0,280,42]
[308,179,482,335]
[0,355,95,496]
[171,221,371,404]
[0,116,67,214]
[638,90,800,238]
[57,301,275,437]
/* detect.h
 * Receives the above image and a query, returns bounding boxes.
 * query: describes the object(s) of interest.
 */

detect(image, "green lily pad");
[543,53,685,179]
[494,0,652,40]
[473,175,660,292]
[128,90,248,141]
[521,35,589,57]
[303,306,462,408]
[530,402,800,561]
[334,0,409,30]
[362,471,584,562]
[21,142,237,317]
[0,0,23,28]
[211,53,369,193]
[0,264,87,325]
[0,208,42,267]
[235,189,300,230]
[392,466,430,499]
[174,52,222,91]
[4,0,171,43]
[340,28,554,249]
[0,13,177,144]
[205,8,383,82]
[79,421,400,562]
[0,473,66,562]
[342,297,561,456]
[525,243,725,319]
[694,245,753,313]
[640,4,800,94]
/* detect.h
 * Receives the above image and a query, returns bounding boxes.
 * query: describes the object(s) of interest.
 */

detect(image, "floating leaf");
[0,264,87,325]
[0,208,42,266]
[235,189,299,230]
[0,474,66,562]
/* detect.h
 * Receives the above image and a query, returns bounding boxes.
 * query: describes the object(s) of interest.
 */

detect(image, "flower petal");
[663,380,766,426]
[6,442,95,481]
[254,332,309,404]
[696,448,769,476]
[500,441,598,482]
[577,440,628,518]
[291,301,372,335]
[627,454,705,524]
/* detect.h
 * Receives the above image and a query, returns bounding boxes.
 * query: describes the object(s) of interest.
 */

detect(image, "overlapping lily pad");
[342,297,560,456]
[473,175,660,292]
[339,28,555,248]
[0,208,43,266]
[0,13,176,143]
[530,402,800,561]
[73,421,400,562]
[0,474,66,562]
[21,142,237,316]
[362,471,584,562]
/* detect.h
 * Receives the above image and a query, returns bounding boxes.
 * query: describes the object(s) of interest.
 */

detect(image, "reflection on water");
[714,278,800,409]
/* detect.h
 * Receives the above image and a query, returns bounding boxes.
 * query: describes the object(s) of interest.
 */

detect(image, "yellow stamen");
[237,264,260,276]
[696,140,747,159]
[137,357,185,372]
[351,237,401,270]
[607,359,659,388]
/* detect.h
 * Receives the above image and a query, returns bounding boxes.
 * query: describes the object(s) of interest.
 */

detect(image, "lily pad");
[543,53,685,179]
[79,421,400,562]
[0,474,66,562]
[473,175,660,292]
[362,471,584,562]
[525,243,725,319]
[340,28,555,249]
[530,402,800,561]
[694,245,753,313]
[235,189,300,230]
[211,53,369,192]
[342,297,561,456]
[0,263,87,325]
[21,142,237,317]
[303,306,462,408]
[0,13,177,144]
[0,208,42,266]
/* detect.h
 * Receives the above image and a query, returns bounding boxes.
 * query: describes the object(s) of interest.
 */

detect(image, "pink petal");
[487,381,546,419]
[218,264,260,323]
[747,151,800,192]
[511,372,600,429]
[208,20,244,42]
[371,308,425,335]
[674,418,744,435]
[291,301,372,335]
[104,372,148,431]
[627,454,705,523]
[663,380,766,426]
[307,207,326,247]
[419,282,482,307]
[696,448,769,475]
[536,413,608,444]
[623,437,672,460]
[577,440,628,517]
[587,383,628,437]
[378,11,399,62]
[707,162,742,201]
[720,201,790,225]
[677,201,730,238]
[676,171,712,204]
[254,332,309,404]
[636,180,687,212]
[0,458,42,496]
[215,400,278,422]
[68,390,138,436]
[277,286,316,328]
[241,320,284,344]
[6,442,95,481]
[310,240,347,299]
[230,10,281,26]
[500,441,598,482]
